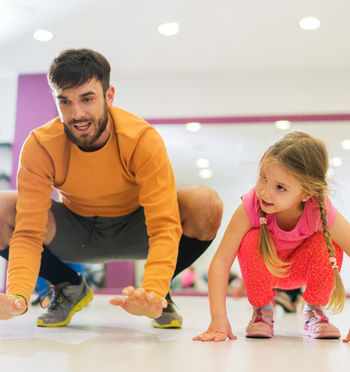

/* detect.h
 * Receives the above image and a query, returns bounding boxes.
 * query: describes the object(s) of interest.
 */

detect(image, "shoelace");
[306,310,329,325]
[253,310,274,325]
[37,285,71,310]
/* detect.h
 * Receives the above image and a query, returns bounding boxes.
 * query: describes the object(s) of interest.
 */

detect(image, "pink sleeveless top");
[241,188,338,253]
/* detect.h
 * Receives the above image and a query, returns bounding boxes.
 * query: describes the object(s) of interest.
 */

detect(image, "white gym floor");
[0,295,349,372]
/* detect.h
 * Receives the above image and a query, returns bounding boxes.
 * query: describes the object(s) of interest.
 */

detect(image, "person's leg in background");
[274,288,303,313]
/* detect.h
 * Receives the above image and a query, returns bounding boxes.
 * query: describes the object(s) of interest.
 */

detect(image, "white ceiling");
[1,0,350,77]
[2,0,350,213]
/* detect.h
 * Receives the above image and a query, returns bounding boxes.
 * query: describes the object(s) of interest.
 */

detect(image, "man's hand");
[193,318,237,342]
[109,286,167,319]
[0,293,27,320]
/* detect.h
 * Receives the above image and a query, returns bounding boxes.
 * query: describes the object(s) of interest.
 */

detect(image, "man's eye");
[59,100,69,105]
[83,97,93,103]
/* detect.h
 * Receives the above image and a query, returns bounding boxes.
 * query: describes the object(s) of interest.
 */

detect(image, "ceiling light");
[299,16,321,31]
[158,22,179,36]
[275,120,291,130]
[341,139,350,150]
[185,122,201,132]
[33,29,54,42]
[196,158,210,168]
[199,169,213,179]
[330,156,343,168]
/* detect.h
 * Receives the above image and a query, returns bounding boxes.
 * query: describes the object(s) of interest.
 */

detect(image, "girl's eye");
[277,185,286,191]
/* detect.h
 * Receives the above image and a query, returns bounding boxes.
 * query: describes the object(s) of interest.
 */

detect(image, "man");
[0,49,222,328]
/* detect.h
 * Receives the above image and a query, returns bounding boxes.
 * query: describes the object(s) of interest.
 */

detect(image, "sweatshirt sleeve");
[131,127,182,299]
[7,133,54,305]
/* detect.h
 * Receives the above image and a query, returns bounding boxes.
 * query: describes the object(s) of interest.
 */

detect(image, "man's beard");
[64,104,109,150]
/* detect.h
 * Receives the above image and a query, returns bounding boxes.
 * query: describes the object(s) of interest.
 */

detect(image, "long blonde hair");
[258,131,345,312]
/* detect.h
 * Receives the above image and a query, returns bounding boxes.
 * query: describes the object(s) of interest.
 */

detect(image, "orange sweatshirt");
[8,106,182,304]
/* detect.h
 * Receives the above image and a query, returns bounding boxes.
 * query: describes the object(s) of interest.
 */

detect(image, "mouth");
[72,121,92,133]
[261,199,273,207]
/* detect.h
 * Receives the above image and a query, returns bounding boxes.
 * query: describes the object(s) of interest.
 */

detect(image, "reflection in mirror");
[137,121,350,295]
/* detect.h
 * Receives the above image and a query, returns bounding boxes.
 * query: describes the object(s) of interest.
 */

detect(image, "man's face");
[54,78,114,151]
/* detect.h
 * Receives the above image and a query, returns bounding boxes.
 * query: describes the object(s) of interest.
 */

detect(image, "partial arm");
[110,127,181,318]
[193,203,251,341]
[7,134,54,308]
[329,212,350,258]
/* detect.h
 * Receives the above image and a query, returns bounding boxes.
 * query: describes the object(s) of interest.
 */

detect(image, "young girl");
[194,131,350,341]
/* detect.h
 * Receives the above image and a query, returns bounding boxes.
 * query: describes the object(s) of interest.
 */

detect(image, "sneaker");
[245,308,274,338]
[274,290,299,313]
[36,277,93,327]
[303,310,340,339]
[151,293,183,328]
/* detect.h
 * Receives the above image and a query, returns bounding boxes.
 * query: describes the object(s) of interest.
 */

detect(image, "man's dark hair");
[47,48,111,94]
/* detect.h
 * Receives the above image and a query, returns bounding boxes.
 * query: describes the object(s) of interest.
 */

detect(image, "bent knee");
[177,185,223,240]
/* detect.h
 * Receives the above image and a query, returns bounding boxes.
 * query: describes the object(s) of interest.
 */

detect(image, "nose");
[71,103,86,121]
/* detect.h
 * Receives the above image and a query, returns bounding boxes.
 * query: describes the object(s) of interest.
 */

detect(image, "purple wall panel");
[10,74,134,291]
[11,74,57,189]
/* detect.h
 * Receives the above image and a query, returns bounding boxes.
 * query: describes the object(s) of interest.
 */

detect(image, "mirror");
[131,120,350,294]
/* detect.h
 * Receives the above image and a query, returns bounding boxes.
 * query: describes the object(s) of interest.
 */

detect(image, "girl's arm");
[193,203,251,342]
[329,212,350,257]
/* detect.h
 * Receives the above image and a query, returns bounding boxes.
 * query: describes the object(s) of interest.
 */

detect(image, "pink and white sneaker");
[245,309,274,338]
[303,310,340,339]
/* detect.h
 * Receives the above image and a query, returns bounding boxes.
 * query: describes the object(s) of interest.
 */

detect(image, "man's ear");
[106,86,115,106]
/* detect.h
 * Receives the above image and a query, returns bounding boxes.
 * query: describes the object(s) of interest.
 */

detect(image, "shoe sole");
[150,319,183,329]
[303,331,340,339]
[245,331,273,338]
[36,289,94,327]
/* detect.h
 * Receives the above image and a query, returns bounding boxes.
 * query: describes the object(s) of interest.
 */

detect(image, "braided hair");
[258,131,345,312]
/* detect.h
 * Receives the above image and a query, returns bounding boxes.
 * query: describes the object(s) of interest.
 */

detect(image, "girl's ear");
[301,193,312,202]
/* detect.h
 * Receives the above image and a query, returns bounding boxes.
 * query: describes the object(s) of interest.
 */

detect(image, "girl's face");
[255,160,310,215]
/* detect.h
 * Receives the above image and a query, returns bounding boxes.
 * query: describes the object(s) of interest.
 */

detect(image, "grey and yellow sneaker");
[151,293,183,328]
[36,276,93,327]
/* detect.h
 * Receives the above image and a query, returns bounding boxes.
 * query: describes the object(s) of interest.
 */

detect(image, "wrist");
[9,294,28,315]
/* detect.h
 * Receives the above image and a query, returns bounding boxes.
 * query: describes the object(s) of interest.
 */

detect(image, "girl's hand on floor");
[193,318,237,342]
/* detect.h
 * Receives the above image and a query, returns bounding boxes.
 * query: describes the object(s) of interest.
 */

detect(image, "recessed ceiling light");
[330,156,343,168]
[275,120,291,130]
[185,122,201,132]
[33,29,54,42]
[341,139,350,150]
[299,16,321,31]
[199,169,213,179]
[158,22,179,36]
[196,158,210,168]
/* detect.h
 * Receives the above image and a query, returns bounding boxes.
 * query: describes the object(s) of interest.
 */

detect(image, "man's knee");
[177,185,223,241]
[0,191,18,250]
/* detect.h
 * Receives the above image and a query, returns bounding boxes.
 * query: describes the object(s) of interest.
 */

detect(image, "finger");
[228,331,237,340]
[197,333,217,342]
[109,297,126,307]
[13,298,26,314]
[122,286,135,296]
[146,292,156,303]
[159,297,167,308]
[214,334,228,342]
[133,288,146,300]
